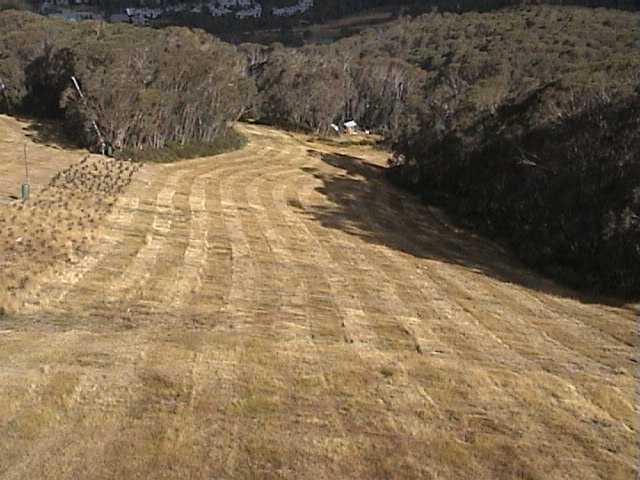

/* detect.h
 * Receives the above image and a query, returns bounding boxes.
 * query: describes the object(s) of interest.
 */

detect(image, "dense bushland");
[388,91,640,295]
[0,0,29,11]
[241,42,424,134]
[242,42,424,135]
[247,6,638,134]
[374,7,639,296]
[0,11,255,152]
[247,5,639,295]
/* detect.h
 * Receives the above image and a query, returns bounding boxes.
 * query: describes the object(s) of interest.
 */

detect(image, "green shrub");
[0,0,30,12]
[115,128,248,163]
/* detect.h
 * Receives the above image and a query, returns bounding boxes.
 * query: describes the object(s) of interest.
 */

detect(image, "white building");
[43,0,314,24]
[236,4,261,18]
[272,0,313,16]
[344,120,359,134]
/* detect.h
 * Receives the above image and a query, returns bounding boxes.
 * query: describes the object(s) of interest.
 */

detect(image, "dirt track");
[0,122,638,479]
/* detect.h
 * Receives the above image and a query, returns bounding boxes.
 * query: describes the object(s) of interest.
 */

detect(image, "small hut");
[344,120,358,135]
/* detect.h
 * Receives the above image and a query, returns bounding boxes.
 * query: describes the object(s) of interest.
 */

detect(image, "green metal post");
[21,183,30,201]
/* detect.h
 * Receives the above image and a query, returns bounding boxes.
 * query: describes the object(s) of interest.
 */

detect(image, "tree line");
[0,11,254,153]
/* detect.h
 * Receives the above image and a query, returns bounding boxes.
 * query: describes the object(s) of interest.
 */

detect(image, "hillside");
[247,5,639,133]
[0,11,252,154]
[0,115,637,480]
[1,6,638,295]
[243,5,640,295]
[12,0,640,43]
[0,4,638,478]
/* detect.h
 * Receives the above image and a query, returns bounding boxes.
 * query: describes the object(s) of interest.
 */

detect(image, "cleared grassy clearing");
[0,118,636,479]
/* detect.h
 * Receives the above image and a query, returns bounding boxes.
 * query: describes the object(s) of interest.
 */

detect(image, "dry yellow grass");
[0,116,140,313]
[0,117,637,479]
[0,115,84,199]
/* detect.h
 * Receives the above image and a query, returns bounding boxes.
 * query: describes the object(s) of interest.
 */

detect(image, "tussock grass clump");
[0,155,140,311]
[49,155,141,194]
[0,278,17,316]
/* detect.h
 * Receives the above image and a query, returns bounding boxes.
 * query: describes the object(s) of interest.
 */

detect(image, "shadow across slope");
[296,149,633,311]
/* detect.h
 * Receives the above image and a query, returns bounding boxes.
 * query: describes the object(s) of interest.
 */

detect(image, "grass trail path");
[0,122,637,479]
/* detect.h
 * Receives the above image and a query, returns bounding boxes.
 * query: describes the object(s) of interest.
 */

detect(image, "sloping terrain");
[0,115,83,200]
[0,115,141,313]
[0,119,637,479]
